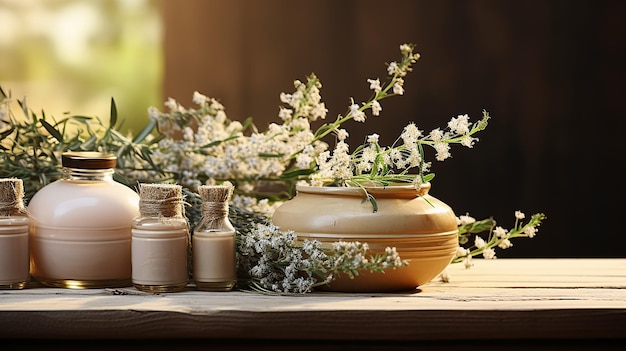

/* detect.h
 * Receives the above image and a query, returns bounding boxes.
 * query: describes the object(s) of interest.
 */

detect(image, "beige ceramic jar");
[28,152,140,289]
[271,183,458,292]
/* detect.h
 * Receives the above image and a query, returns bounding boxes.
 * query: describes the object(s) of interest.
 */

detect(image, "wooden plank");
[434,258,626,288]
[0,259,625,341]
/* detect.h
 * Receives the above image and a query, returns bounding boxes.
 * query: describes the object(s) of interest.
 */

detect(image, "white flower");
[455,246,469,258]
[482,248,497,259]
[433,142,451,161]
[457,213,476,225]
[192,91,208,106]
[494,226,508,238]
[460,135,477,148]
[515,210,526,220]
[147,106,160,120]
[498,239,513,249]
[393,82,404,95]
[524,226,538,238]
[474,236,486,249]
[429,128,444,141]
[387,61,398,76]
[164,97,180,111]
[350,103,366,122]
[448,114,471,135]
[368,78,382,93]
[371,100,382,116]
[367,133,380,144]
[335,128,349,141]
[280,92,292,104]
[401,123,422,144]
[400,44,413,55]
[279,107,293,121]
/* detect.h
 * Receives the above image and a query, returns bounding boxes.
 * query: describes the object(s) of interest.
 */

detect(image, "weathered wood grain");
[1,259,624,342]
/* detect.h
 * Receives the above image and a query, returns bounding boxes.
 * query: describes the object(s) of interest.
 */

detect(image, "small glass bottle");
[192,184,237,291]
[132,183,190,293]
[0,178,30,289]
[28,152,140,288]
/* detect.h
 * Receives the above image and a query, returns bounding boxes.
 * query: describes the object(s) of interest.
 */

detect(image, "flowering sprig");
[312,111,490,187]
[453,211,547,268]
[232,206,407,294]
[293,44,491,192]
[141,43,490,214]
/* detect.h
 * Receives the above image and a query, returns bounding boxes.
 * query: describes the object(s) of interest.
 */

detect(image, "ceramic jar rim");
[295,182,431,198]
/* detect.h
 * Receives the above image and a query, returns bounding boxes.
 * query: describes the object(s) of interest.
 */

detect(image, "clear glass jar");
[192,184,237,291]
[0,178,30,289]
[132,183,189,293]
[28,152,140,288]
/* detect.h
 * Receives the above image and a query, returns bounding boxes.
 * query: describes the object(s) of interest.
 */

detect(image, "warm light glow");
[0,0,163,134]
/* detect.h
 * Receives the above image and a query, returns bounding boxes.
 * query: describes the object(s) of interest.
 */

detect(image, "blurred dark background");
[163,0,625,258]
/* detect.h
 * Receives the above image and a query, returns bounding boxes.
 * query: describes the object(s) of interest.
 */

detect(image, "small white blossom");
[393,82,404,95]
[448,114,471,135]
[429,128,444,141]
[482,248,497,259]
[350,103,366,122]
[494,226,508,239]
[367,133,380,144]
[387,61,398,76]
[460,135,477,148]
[368,78,382,93]
[433,142,451,161]
[524,226,538,238]
[371,100,382,116]
[400,44,413,55]
[192,91,208,106]
[498,239,513,249]
[457,213,476,226]
[279,107,293,121]
[474,236,486,249]
[455,246,469,258]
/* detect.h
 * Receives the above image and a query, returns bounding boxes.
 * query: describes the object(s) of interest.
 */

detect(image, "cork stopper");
[138,183,185,218]
[198,184,233,203]
[0,178,27,216]
[198,184,233,220]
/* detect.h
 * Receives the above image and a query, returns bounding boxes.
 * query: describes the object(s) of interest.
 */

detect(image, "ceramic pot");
[271,183,458,292]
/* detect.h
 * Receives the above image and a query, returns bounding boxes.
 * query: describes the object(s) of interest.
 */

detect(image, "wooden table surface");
[1,258,625,348]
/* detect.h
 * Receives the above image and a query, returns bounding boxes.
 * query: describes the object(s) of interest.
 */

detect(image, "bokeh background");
[3,0,625,258]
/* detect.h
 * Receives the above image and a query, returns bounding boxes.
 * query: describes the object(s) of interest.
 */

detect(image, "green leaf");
[140,146,161,173]
[80,135,97,150]
[109,97,117,128]
[70,115,94,123]
[132,118,156,143]
[360,192,378,213]
[422,173,435,183]
[0,126,15,140]
[457,218,496,236]
[279,168,315,179]
[240,116,254,131]
[314,123,333,138]
[39,119,63,142]
[199,135,239,148]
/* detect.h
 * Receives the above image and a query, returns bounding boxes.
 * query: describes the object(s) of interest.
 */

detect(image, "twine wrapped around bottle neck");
[198,184,232,222]
[0,178,27,216]
[138,183,185,218]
